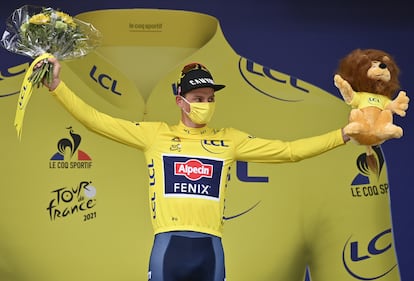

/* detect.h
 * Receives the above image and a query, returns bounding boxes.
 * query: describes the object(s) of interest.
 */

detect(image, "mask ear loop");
[178,94,191,115]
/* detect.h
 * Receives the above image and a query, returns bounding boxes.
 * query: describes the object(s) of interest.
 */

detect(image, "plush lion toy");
[334,48,409,155]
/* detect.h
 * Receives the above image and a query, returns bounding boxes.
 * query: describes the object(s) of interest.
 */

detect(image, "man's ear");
[176,95,183,107]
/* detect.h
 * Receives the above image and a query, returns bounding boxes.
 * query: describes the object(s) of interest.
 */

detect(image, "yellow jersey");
[52,81,344,237]
[350,91,391,110]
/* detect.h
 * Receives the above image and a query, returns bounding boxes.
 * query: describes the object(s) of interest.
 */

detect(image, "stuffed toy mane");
[334,48,409,172]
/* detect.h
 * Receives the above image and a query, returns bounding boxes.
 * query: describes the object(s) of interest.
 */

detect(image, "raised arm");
[40,57,157,150]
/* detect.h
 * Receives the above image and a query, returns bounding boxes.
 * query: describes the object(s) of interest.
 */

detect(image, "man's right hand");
[39,56,61,91]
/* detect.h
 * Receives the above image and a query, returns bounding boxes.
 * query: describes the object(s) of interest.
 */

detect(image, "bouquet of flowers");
[1,5,102,139]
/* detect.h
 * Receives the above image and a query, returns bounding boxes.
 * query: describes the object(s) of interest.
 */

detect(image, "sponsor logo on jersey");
[163,155,223,200]
[201,139,229,154]
[368,96,381,106]
[170,137,182,152]
[175,159,213,181]
[342,228,397,279]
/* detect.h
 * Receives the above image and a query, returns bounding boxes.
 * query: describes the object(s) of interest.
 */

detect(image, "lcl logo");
[342,228,397,280]
[238,57,309,102]
[89,65,122,96]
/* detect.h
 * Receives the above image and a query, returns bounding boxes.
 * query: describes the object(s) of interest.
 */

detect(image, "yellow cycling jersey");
[52,81,345,236]
[349,92,391,110]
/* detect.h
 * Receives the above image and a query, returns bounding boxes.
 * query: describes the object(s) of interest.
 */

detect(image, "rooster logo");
[50,127,91,161]
[352,146,384,185]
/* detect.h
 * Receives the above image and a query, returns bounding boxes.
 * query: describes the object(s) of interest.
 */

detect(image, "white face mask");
[181,96,216,125]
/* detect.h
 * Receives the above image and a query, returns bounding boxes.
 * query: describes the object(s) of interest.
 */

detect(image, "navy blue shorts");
[148,231,226,281]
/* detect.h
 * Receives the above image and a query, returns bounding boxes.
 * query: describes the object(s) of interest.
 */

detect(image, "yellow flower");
[29,13,50,25]
[56,11,76,27]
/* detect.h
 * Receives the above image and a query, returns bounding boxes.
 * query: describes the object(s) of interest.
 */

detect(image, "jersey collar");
[175,121,217,136]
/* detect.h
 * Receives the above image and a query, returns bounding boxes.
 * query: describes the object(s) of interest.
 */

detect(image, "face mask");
[181,97,216,125]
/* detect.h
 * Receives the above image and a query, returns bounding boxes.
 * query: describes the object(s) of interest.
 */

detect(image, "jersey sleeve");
[231,128,345,163]
[51,81,159,150]
[349,92,361,108]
